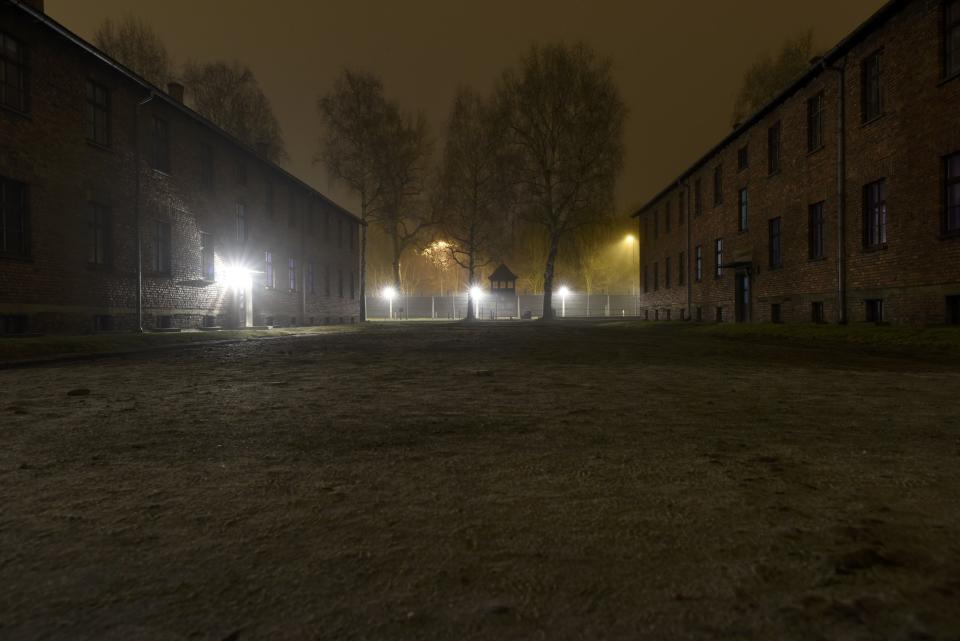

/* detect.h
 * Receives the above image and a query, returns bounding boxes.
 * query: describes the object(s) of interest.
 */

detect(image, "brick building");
[0,0,361,335]
[634,0,960,325]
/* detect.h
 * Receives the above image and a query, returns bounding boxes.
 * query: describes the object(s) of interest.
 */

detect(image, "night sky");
[48,0,886,217]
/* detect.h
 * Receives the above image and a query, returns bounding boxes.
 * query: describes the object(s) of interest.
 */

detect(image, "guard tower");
[487,264,519,319]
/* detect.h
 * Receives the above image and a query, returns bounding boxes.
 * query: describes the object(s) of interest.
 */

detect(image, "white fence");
[364,293,640,320]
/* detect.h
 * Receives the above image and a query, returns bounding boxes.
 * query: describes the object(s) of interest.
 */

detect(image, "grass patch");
[0,326,356,363]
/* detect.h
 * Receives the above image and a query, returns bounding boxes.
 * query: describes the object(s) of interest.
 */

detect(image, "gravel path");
[1,322,959,641]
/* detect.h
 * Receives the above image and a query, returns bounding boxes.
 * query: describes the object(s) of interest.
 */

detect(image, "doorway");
[735,272,751,323]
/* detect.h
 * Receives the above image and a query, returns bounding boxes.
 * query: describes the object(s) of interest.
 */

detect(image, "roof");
[488,264,518,282]
[632,0,907,217]
[6,0,360,224]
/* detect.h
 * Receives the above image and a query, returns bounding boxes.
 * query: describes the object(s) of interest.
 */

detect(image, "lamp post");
[469,285,484,320]
[625,234,639,316]
[558,285,570,318]
[382,286,397,320]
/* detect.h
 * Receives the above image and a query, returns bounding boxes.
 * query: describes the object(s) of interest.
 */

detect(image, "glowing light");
[558,286,571,298]
[625,234,636,245]
[220,263,252,291]
[469,285,484,300]
[381,286,397,301]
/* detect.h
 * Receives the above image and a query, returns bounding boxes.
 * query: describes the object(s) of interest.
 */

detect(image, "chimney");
[23,0,45,13]
[167,82,184,104]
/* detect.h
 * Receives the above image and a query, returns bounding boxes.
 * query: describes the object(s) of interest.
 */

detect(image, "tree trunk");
[465,246,476,321]
[391,231,402,290]
[541,234,560,320]
[359,223,368,321]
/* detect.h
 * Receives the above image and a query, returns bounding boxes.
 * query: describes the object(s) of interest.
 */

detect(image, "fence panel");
[365,293,639,320]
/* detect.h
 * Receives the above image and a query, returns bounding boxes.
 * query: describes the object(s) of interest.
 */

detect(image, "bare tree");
[181,60,287,162]
[376,110,435,290]
[316,69,393,321]
[93,15,173,88]
[438,88,511,320]
[496,42,626,320]
[732,29,817,126]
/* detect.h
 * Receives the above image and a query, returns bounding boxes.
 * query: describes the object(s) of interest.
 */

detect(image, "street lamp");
[382,286,397,320]
[558,285,570,318]
[625,234,639,315]
[469,284,484,319]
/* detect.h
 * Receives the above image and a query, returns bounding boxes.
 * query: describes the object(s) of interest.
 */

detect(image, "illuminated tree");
[496,42,626,320]
[438,88,512,320]
[93,15,173,88]
[421,240,455,295]
[181,60,287,162]
[732,29,817,126]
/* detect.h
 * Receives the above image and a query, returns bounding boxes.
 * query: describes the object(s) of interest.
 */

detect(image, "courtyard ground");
[1,321,959,641]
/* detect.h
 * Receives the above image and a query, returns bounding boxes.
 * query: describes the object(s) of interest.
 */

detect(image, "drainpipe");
[133,91,155,332]
[822,57,848,324]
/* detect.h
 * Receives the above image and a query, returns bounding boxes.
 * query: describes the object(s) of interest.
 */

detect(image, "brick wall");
[0,2,361,334]
[636,0,960,326]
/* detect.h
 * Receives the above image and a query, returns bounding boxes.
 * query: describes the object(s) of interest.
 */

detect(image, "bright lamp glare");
[558,286,571,298]
[381,286,397,300]
[625,234,636,245]
[221,263,252,291]
[469,285,484,300]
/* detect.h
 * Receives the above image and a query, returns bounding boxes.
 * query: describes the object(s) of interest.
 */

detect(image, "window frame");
[738,187,748,232]
[694,245,703,282]
[0,176,29,259]
[737,146,749,172]
[946,0,960,78]
[0,32,28,113]
[861,49,884,123]
[863,179,888,249]
[152,220,171,275]
[264,250,275,289]
[200,232,214,281]
[86,79,111,148]
[713,164,723,206]
[88,202,111,266]
[768,217,782,269]
[767,121,781,175]
[236,202,247,243]
[807,91,824,153]
[944,152,960,236]
[714,238,723,279]
[151,116,170,174]
[809,201,825,259]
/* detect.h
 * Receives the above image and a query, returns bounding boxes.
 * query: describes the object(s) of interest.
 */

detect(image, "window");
[769,217,782,268]
[157,315,173,329]
[338,267,344,298]
[809,202,825,259]
[93,315,114,332]
[0,177,28,258]
[88,202,111,265]
[152,116,170,173]
[643,265,649,293]
[678,252,685,286]
[324,264,331,296]
[0,315,28,335]
[665,256,672,289]
[653,262,659,291]
[714,238,723,278]
[947,0,960,77]
[653,210,659,238]
[265,182,274,218]
[236,202,246,242]
[203,315,216,328]
[200,232,214,281]
[0,32,27,112]
[695,245,703,282]
[715,306,723,322]
[678,192,685,225]
[306,261,315,294]
[811,301,825,324]
[768,122,781,175]
[713,165,723,206]
[737,146,748,171]
[807,92,824,152]
[665,202,672,233]
[694,179,703,216]
[861,50,884,122]
[771,303,782,323]
[944,153,960,235]
[738,188,748,231]
[153,220,171,274]
[947,295,960,325]
[236,160,246,186]
[863,179,887,248]
[865,298,884,323]
[264,251,275,288]
[200,144,214,189]
[86,80,110,146]
[288,258,297,291]
[696,306,703,322]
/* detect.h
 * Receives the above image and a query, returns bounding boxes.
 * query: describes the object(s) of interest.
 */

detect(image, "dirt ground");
[1,321,959,641]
